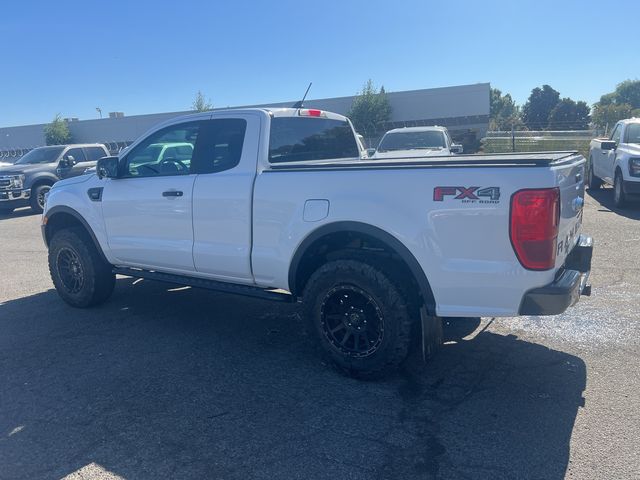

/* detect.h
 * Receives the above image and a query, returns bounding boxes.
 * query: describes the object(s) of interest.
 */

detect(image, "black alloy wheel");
[48,227,115,307]
[302,259,416,378]
[37,185,51,210]
[320,284,384,358]
[56,246,85,294]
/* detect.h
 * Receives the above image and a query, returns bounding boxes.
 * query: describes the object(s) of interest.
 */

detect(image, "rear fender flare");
[288,221,436,315]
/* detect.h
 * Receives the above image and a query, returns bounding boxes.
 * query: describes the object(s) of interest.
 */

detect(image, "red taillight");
[510,188,560,270]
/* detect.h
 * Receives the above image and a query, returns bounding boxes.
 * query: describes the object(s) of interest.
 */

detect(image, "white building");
[0,82,489,154]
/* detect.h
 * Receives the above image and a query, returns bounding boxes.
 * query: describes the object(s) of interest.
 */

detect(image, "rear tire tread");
[30,184,51,214]
[303,259,414,379]
[614,170,627,208]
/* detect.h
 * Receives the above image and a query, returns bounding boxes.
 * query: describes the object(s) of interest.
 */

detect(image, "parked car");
[588,118,640,207]
[0,144,109,214]
[371,126,463,159]
[42,108,592,378]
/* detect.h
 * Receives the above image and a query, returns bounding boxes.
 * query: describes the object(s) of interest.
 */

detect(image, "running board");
[113,267,295,303]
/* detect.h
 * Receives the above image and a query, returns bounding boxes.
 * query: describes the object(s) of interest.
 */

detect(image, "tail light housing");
[298,109,325,117]
[510,188,560,270]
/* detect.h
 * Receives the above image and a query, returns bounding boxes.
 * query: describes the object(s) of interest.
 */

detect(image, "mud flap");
[407,306,443,366]
[420,306,443,362]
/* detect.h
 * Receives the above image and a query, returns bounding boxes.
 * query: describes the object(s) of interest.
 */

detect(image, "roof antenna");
[292,82,312,109]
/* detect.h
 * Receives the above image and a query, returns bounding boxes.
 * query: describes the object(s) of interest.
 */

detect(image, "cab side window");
[192,119,247,174]
[65,148,86,163]
[123,122,200,177]
[85,146,108,161]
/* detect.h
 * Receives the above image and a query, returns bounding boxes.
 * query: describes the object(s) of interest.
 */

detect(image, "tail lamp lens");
[510,188,560,270]
[298,109,325,117]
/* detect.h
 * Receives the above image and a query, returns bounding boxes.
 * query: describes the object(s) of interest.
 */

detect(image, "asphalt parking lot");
[0,188,639,480]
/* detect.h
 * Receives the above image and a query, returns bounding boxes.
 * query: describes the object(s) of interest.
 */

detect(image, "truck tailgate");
[555,158,586,268]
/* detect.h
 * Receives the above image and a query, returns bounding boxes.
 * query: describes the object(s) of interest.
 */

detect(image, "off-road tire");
[30,184,51,213]
[587,156,602,190]
[614,170,627,208]
[48,227,115,308]
[302,259,415,379]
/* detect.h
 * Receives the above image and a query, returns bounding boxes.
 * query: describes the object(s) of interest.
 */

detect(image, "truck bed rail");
[267,151,582,172]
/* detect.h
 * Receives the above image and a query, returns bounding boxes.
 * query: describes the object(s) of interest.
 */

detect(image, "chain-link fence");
[482,130,599,158]
[0,147,33,163]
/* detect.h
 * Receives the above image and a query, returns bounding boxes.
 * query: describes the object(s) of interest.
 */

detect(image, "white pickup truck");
[588,118,640,207]
[371,126,463,159]
[42,108,593,378]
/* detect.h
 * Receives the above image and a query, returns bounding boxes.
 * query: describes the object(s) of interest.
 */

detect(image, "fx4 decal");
[433,186,501,203]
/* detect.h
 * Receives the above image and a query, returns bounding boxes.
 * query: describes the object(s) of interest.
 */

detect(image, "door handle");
[162,190,183,197]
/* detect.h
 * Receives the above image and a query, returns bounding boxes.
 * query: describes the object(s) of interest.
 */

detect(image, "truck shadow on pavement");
[0,207,39,220]
[587,188,640,220]
[0,278,586,480]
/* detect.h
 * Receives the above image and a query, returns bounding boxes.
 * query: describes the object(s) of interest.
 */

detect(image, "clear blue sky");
[1,0,639,127]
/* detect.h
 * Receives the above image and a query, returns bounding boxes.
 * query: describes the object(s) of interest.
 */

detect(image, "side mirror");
[601,141,617,151]
[60,155,77,167]
[366,148,376,157]
[96,156,119,179]
[450,144,464,154]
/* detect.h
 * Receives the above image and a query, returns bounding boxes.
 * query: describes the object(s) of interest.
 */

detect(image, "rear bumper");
[623,179,640,196]
[519,235,593,316]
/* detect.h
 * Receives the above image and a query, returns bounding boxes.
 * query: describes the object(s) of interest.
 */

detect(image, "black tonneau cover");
[268,151,583,171]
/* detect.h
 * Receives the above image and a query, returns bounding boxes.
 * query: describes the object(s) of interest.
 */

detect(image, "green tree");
[613,79,640,109]
[592,80,640,128]
[43,114,71,145]
[547,98,591,130]
[592,103,635,129]
[191,90,213,112]
[598,92,616,106]
[489,88,522,130]
[522,85,560,130]
[347,79,392,137]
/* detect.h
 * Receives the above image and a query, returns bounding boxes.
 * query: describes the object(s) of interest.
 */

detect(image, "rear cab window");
[269,116,359,163]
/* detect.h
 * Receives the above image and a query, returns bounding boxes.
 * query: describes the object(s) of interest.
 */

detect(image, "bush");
[44,114,71,145]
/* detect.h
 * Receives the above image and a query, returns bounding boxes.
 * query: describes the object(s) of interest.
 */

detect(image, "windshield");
[15,146,64,165]
[377,131,446,152]
[626,123,640,144]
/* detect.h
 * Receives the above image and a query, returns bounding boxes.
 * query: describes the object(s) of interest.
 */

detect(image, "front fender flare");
[43,205,109,264]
